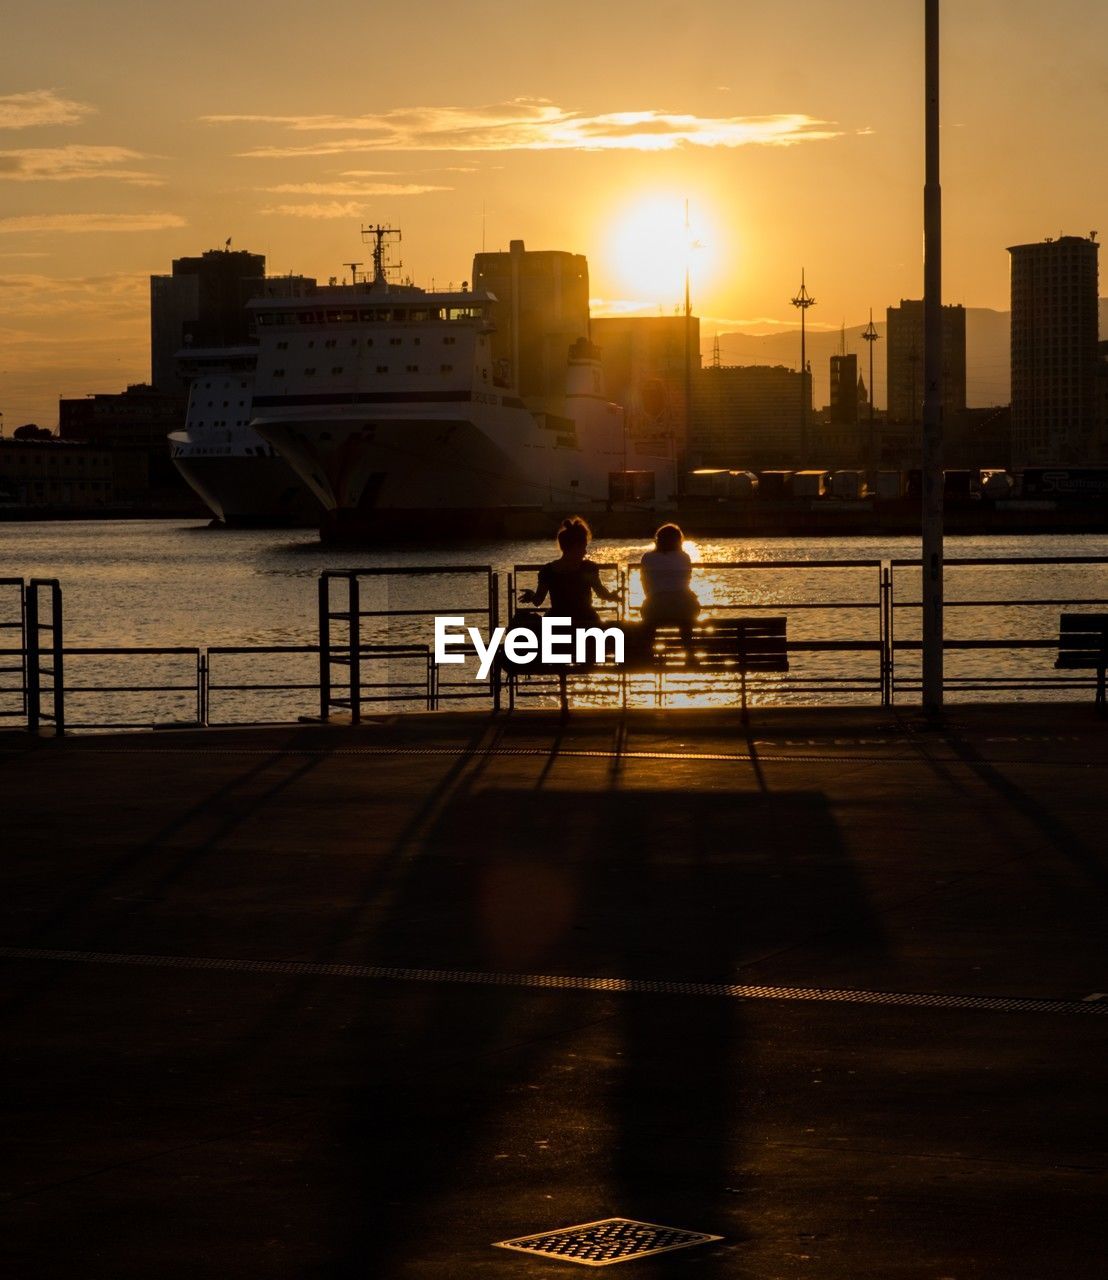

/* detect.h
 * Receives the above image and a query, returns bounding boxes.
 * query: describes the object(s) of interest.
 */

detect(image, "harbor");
[4,0,1108,1272]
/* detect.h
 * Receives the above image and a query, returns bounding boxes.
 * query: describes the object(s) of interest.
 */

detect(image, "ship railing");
[888,555,1108,698]
[318,566,498,721]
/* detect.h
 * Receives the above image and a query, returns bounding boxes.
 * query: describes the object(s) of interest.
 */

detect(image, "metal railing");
[0,577,28,724]
[505,560,890,709]
[319,566,499,721]
[59,647,201,731]
[5,558,1108,733]
[625,559,891,708]
[26,578,64,734]
[889,556,1108,699]
[505,562,624,710]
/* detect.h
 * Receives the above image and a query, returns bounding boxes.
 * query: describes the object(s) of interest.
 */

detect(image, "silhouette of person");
[520,516,620,626]
[640,523,700,660]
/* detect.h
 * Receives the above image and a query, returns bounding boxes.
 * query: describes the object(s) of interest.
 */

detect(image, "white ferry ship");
[169,346,322,527]
[248,229,675,540]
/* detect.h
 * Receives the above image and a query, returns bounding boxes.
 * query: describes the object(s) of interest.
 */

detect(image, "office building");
[58,384,189,503]
[1008,235,1100,466]
[690,364,811,468]
[591,314,699,459]
[830,352,860,425]
[0,437,114,507]
[886,299,967,426]
[471,241,590,406]
[150,248,266,390]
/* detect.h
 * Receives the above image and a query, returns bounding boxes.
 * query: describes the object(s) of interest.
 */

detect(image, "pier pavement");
[1,705,1106,1277]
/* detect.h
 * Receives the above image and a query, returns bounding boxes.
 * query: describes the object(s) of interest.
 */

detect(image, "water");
[4,520,1108,724]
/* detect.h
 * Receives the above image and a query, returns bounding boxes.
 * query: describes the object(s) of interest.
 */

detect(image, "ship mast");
[360,224,402,286]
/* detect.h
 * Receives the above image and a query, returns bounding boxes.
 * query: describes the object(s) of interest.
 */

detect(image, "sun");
[604,195,719,307]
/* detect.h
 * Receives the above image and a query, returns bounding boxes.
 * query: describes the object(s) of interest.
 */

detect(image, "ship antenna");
[343,261,363,285]
[360,224,402,285]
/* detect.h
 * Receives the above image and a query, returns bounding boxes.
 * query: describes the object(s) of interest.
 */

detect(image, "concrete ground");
[1,705,1106,1278]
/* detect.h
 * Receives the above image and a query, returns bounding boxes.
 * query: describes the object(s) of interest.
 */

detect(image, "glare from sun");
[606,196,719,307]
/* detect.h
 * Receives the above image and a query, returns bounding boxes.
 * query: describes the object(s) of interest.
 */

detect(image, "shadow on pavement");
[327,786,883,1274]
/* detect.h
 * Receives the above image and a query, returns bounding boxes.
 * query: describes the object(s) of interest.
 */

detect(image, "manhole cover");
[494,1218,722,1266]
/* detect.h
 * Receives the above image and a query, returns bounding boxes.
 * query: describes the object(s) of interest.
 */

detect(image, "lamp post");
[791,270,816,465]
[682,198,692,496]
[921,0,944,715]
[862,310,879,481]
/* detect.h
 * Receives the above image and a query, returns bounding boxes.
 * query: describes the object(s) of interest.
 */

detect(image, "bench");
[1056,613,1108,709]
[500,613,788,716]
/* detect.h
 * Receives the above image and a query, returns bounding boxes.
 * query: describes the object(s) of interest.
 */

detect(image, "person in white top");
[640,523,701,660]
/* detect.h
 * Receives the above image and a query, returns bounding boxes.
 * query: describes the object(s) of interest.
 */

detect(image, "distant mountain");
[709,299,1108,410]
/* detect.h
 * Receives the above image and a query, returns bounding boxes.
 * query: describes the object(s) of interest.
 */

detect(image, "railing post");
[26,584,40,733]
[25,580,64,735]
[879,562,892,708]
[51,581,64,737]
[349,574,361,724]
[490,570,501,713]
[18,579,28,720]
[887,562,897,706]
[198,651,208,726]
[318,574,331,721]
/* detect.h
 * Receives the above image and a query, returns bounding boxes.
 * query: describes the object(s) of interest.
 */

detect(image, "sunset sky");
[2,0,1106,428]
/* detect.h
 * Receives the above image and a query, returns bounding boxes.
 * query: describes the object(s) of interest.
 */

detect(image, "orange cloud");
[0,145,162,185]
[263,181,448,196]
[204,98,842,155]
[0,89,95,130]
[260,201,375,219]
[0,212,185,234]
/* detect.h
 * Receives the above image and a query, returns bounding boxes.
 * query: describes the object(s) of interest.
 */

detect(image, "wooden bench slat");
[501,613,792,698]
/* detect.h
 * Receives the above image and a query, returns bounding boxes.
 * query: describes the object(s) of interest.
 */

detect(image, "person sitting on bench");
[640,523,701,662]
[520,516,620,625]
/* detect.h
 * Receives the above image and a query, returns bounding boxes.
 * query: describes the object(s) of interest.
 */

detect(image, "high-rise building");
[150,248,266,390]
[886,299,966,426]
[690,364,811,468]
[590,315,699,459]
[1098,340,1108,459]
[1008,235,1100,467]
[829,352,859,425]
[471,241,590,407]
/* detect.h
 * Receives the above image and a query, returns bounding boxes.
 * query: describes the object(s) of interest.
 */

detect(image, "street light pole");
[791,270,816,466]
[922,0,944,715]
[682,197,692,496]
[862,310,879,482]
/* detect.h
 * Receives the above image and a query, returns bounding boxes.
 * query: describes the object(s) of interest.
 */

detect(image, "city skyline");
[2,0,1107,428]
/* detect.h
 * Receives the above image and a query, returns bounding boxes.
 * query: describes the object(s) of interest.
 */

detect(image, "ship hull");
[171,451,322,527]
[252,399,667,518]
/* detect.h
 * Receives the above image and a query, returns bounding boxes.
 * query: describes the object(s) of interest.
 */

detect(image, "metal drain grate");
[494,1218,722,1266]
